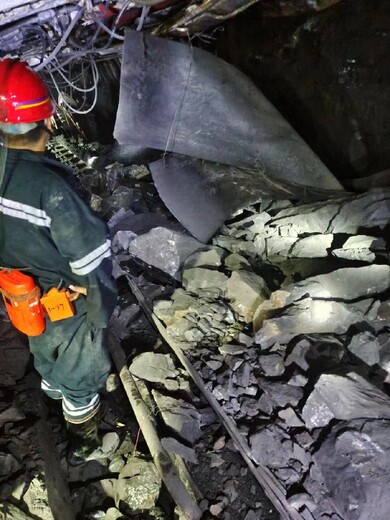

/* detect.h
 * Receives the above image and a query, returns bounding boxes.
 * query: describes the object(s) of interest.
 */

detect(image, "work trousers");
[28,303,111,424]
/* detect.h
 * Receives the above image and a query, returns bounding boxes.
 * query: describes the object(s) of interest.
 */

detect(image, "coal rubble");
[116,187,389,520]
[0,148,389,520]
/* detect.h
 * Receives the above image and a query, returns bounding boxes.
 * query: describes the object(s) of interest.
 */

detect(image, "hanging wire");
[48,57,100,115]
[29,1,138,115]
[136,6,151,32]
[34,6,86,72]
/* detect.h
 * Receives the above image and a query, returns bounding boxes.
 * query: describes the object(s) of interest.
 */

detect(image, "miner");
[0,58,117,461]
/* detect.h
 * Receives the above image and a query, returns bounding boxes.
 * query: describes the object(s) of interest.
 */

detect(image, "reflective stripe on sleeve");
[69,239,111,276]
[0,196,51,227]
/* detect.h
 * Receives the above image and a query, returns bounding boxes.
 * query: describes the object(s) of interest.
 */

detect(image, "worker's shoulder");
[16,152,77,193]
[11,150,64,179]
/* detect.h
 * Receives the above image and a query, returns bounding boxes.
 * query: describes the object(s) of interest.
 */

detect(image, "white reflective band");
[0,196,51,227]
[41,379,62,393]
[62,394,100,418]
[69,239,111,276]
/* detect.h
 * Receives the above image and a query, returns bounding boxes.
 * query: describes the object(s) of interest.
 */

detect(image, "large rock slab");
[182,267,228,297]
[253,264,390,332]
[226,270,269,322]
[302,373,390,429]
[264,189,389,234]
[314,420,390,520]
[128,227,204,279]
[115,457,161,511]
[129,353,179,386]
[152,392,203,443]
[255,298,369,348]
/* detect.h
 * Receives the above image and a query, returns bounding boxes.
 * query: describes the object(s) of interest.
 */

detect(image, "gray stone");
[224,253,251,271]
[290,234,333,258]
[288,373,309,387]
[258,379,304,408]
[101,186,135,216]
[183,248,225,268]
[161,437,198,464]
[302,373,390,429]
[115,457,161,510]
[166,318,195,341]
[278,407,305,428]
[314,420,390,520]
[104,508,124,520]
[226,270,269,322]
[102,432,121,455]
[245,212,272,234]
[272,189,390,234]
[129,353,179,386]
[332,243,376,263]
[108,456,126,474]
[111,230,137,253]
[182,267,228,296]
[218,344,247,355]
[212,236,257,256]
[347,331,381,366]
[244,510,261,520]
[0,406,25,429]
[258,353,285,377]
[238,333,254,347]
[261,236,298,257]
[183,328,205,343]
[234,362,252,387]
[241,397,261,417]
[255,298,370,349]
[0,452,22,479]
[152,392,203,443]
[206,359,223,371]
[128,227,204,279]
[284,340,311,371]
[254,265,390,332]
[250,426,293,468]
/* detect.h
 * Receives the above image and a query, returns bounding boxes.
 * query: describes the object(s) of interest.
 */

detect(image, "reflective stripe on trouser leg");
[62,394,101,424]
[41,379,63,400]
[28,298,111,425]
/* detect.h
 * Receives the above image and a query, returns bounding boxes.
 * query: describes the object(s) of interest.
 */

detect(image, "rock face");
[219,1,390,179]
[315,420,390,520]
[302,373,390,429]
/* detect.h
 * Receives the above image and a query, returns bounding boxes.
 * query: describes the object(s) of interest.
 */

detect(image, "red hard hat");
[0,59,55,124]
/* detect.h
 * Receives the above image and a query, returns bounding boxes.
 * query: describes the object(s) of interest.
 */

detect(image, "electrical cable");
[136,6,151,31]
[48,56,99,115]
[103,0,135,48]
[53,59,98,93]
[34,6,85,72]
[89,11,125,41]
[28,2,131,114]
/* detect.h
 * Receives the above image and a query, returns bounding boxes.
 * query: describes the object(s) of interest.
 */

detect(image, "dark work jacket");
[0,148,117,328]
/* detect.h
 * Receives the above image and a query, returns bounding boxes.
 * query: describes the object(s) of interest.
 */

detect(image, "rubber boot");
[66,411,101,464]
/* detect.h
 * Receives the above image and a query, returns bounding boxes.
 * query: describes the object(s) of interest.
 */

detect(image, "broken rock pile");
[117,188,390,520]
